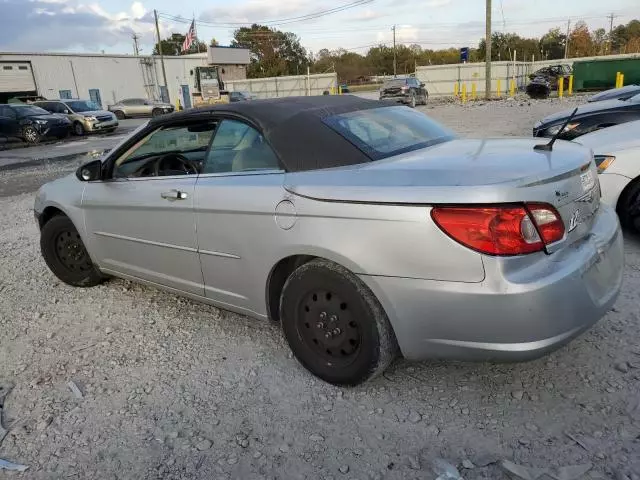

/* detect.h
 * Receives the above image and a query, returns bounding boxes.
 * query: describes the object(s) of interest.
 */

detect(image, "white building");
[0,46,250,107]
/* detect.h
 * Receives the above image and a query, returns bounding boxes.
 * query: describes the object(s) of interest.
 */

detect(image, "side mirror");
[76,159,102,182]
[63,109,69,114]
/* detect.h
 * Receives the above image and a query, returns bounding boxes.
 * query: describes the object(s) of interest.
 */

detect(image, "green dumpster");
[573,57,640,91]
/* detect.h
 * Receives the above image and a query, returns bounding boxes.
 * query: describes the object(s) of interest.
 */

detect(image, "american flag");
[182,20,195,52]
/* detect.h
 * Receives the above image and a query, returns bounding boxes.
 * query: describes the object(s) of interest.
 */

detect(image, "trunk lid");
[285,138,600,247]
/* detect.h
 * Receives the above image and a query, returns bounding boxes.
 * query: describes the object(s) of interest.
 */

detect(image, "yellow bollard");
[568,75,574,96]
[509,79,515,97]
[616,72,621,88]
[454,83,459,97]
[496,79,501,98]
[558,77,564,99]
[619,73,625,88]
[471,83,477,100]
[462,83,467,103]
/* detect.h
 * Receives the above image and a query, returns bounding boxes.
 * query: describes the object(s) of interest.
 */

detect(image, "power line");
[159,0,373,28]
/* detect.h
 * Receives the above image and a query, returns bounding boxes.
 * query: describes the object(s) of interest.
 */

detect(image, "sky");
[0,0,638,56]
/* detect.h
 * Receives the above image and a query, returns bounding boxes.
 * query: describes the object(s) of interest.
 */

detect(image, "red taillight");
[431,203,565,256]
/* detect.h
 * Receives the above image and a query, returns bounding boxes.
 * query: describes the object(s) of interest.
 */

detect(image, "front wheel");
[151,108,163,117]
[73,122,85,136]
[113,110,125,120]
[280,259,397,385]
[22,126,40,144]
[40,215,105,287]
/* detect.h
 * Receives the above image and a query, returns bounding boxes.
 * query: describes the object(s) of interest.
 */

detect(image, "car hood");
[27,114,69,122]
[574,119,640,153]
[589,84,640,102]
[76,110,113,116]
[285,138,593,204]
[538,99,627,126]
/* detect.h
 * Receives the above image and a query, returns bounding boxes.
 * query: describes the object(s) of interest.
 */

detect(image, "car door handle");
[161,190,188,200]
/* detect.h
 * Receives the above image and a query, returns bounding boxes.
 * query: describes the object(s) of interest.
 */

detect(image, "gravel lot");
[1,97,640,480]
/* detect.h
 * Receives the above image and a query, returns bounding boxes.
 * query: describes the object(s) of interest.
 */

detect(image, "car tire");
[151,108,163,117]
[40,215,105,288]
[113,110,125,120]
[409,92,417,108]
[279,258,397,385]
[616,178,640,234]
[73,122,85,136]
[22,126,40,144]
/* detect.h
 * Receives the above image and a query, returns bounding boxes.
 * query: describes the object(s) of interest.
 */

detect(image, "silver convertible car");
[35,96,624,385]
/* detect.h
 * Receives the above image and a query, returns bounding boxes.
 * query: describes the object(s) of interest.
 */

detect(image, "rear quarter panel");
[287,193,485,283]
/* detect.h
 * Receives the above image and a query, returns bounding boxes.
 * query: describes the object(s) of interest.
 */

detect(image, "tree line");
[154,19,640,83]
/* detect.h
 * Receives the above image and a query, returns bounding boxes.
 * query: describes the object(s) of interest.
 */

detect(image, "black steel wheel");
[280,259,397,385]
[40,215,105,287]
[617,178,640,234]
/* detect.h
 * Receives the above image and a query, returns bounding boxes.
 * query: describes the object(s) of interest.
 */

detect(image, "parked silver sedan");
[34,96,624,385]
[107,98,174,119]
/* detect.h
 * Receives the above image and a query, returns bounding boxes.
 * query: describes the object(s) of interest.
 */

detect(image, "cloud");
[0,0,161,52]
[349,9,387,21]
[200,0,315,23]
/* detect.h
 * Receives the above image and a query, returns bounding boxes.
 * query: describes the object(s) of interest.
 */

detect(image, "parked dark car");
[588,84,640,102]
[533,93,640,140]
[526,76,552,99]
[228,91,255,103]
[0,104,72,144]
[339,84,350,93]
[529,64,572,90]
[379,78,427,107]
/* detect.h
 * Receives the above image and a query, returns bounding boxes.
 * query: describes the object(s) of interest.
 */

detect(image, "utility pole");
[132,33,140,56]
[392,25,397,77]
[154,9,169,103]
[485,0,491,99]
[564,19,571,59]
[607,13,617,54]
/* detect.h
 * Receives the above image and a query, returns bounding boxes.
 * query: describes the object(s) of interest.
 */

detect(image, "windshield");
[324,106,455,160]
[12,105,49,118]
[65,100,101,112]
[626,93,640,103]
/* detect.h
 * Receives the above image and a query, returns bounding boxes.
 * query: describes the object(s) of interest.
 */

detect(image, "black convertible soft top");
[150,96,392,172]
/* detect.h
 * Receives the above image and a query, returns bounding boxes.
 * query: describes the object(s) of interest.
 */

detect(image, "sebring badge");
[568,209,580,232]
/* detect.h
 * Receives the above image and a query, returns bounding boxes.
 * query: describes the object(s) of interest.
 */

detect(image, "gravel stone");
[408,411,422,423]
[196,439,212,451]
[511,390,524,401]
[339,465,350,474]
[615,362,630,373]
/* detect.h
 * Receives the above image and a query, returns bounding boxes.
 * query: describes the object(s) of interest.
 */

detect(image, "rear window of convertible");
[323,106,455,160]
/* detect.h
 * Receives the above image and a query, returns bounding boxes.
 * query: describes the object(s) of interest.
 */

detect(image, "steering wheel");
[153,153,199,176]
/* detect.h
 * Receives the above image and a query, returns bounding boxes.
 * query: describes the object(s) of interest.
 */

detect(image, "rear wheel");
[617,178,640,234]
[279,259,397,385]
[113,110,125,120]
[40,215,105,287]
[22,126,40,144]
[151,108,163,117]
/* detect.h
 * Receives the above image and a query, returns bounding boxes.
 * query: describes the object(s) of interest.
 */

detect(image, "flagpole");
[192,13,199,54]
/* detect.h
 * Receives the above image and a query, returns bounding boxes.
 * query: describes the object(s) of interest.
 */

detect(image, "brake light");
[431,203,565,256]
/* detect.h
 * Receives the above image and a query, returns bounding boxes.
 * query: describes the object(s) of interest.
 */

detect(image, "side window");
[56,103,69,113]
[202,120,280,174]
[113,121,217,178]
[0,106,17,119]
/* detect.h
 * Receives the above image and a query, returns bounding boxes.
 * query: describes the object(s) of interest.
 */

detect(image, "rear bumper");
[361,204,624,361]
[380,94,411,104]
